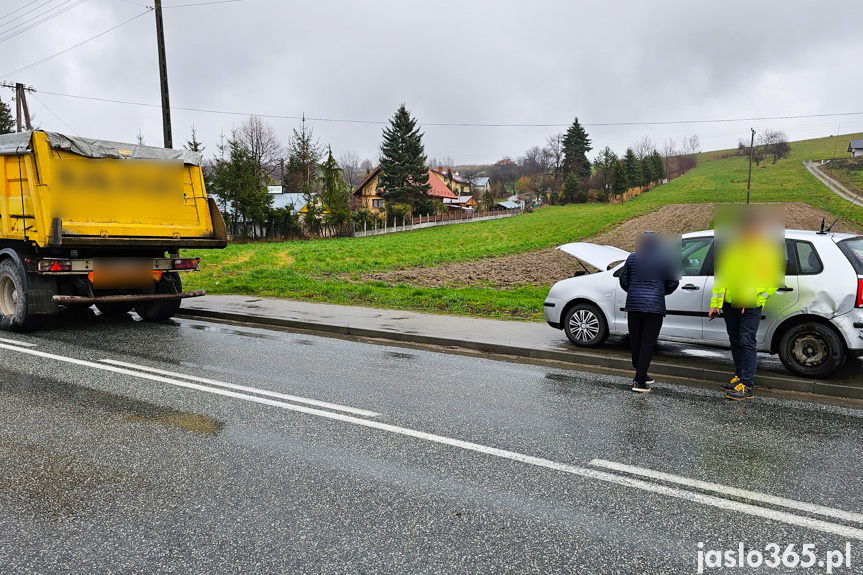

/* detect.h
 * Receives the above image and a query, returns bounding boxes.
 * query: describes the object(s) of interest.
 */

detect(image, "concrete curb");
[179,307,862,400]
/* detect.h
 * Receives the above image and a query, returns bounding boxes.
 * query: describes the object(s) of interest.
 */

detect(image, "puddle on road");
[183,322,277,340]
[0,371,225,438]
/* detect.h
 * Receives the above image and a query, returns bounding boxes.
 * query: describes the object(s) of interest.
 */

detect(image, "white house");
[848,140,863,158]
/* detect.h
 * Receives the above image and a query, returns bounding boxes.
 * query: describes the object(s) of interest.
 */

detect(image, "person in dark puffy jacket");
[618,232,680,393]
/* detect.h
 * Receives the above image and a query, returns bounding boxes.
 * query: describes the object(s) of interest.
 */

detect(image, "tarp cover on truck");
[0,131,202,165]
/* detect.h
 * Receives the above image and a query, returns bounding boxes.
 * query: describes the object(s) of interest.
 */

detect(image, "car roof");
[681,229,861,241]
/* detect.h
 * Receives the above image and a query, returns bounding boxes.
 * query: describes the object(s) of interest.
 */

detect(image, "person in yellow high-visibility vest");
[708,207,783,401]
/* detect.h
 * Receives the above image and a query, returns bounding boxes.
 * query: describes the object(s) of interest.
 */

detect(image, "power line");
[0,0,88,44]
[30,91,79,135]
[35,89,863,129]
[0,0,58,30]
[162,0,248,7]
[0,8,152,79]
[0,1,40,22]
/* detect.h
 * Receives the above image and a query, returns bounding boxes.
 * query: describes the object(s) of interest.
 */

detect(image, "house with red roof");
[351,166,457,212]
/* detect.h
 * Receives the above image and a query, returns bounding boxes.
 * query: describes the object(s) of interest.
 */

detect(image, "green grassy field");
[186,132,863,320]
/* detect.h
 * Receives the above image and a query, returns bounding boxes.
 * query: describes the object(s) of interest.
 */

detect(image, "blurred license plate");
[92,258,153,289]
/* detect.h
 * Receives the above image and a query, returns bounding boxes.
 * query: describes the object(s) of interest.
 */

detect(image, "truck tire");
[96,302,134,316]
[563,302,609,347]
[0,259,45,332]
[135,272,182,322]
[778,322,846,379]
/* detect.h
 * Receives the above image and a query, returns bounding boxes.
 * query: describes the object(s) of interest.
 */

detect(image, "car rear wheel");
[563,302,608,347]
[778,322,846,379]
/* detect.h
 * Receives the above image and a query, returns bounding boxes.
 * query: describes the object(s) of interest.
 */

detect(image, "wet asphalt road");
[3,311,863,574]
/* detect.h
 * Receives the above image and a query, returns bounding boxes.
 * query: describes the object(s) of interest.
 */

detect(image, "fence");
[352,208,523,238]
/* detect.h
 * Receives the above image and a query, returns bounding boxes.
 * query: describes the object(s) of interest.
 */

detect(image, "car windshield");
[837,237,863,274]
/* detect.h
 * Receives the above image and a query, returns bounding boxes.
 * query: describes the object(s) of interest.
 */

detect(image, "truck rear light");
[173,258,200,270]
[857,278,863,308]
[38,259,72,272]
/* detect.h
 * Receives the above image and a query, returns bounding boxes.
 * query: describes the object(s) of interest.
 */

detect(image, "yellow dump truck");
[0,130,227,331]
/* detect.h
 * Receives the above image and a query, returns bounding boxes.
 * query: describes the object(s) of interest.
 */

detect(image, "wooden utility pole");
[154,0,172,148]
[1,82,34,132]
[746,128,755,204]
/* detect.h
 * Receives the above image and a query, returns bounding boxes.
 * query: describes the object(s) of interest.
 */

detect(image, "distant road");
[804,160,863,206]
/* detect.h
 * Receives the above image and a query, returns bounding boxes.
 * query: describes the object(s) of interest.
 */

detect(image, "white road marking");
[99,358,379,418]
[0,343,378,418]
[0,338,35,347]
[3,342,863,540]
[590,459,863,525]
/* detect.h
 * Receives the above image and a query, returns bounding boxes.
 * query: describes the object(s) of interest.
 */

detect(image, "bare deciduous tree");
[235,115,283,181]
[633,135,656,160]
[544,132,565,176]
[758,129,791,164]
[338,150,362,189]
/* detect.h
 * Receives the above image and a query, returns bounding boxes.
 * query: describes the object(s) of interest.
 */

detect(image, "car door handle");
[776,287,794,293]
[681,284,700,291]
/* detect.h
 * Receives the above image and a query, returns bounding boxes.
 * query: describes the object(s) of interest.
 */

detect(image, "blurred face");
[714,204,785,302]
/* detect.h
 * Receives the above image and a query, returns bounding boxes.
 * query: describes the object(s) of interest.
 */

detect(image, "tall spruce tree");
[320,145,350,222]
[623,148,642,190]
[0,98,13,135]
[562,117,592,181]
[650,150,666,183]
[612,160,628,196]
[379,104,430,208]
[286,118,322,196]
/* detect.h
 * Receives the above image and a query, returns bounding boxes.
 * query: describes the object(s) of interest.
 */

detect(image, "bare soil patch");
[360,203,862,289]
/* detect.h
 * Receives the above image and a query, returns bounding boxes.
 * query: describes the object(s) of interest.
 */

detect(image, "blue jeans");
[723,303,761,386]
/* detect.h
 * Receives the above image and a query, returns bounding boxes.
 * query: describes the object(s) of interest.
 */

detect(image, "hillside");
[186,132,863,321]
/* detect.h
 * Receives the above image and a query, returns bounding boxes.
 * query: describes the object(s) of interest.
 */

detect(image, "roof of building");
[443,195,475,205]
[472,176,490,186]
[497,200,520,209]
[351,166,382,197]
[848,140,863,151]
[432,168,469,184]
[426,171,459,199]
[352,167,457,200]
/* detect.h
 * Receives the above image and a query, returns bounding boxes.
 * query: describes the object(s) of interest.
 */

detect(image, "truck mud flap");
[52,290,206,305]
[27,289,61,315]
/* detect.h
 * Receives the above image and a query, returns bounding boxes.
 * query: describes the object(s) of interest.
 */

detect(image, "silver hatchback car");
[543,229,863,379]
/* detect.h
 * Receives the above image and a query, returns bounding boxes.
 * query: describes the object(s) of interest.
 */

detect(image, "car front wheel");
[778,322,846,379]
[563,302,609,348]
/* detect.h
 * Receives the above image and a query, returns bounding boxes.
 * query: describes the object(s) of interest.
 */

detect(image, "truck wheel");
[135,272,182,322]
[778,322,846,379]
[563,302,609,347]
[96,302,134,316]
[0,259,45,332]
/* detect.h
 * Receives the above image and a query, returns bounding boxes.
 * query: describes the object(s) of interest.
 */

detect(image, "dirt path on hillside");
[359,203,862,289]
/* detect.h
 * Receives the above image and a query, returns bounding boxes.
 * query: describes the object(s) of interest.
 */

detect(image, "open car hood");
[557,242,630,271]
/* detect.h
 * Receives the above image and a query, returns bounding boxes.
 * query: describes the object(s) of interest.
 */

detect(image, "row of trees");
[492,119,703,205]
[204,115,355,238]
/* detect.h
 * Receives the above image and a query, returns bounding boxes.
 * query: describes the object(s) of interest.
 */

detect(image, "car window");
[681,237,712,276]
[790,240,823,275]
[838,237,863,274]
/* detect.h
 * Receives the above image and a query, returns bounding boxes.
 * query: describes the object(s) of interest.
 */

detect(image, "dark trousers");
[628,311,664,384]
[723,303,761,386]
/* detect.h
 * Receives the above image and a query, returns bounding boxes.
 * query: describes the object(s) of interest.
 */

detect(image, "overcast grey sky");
[3,0,862,165]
